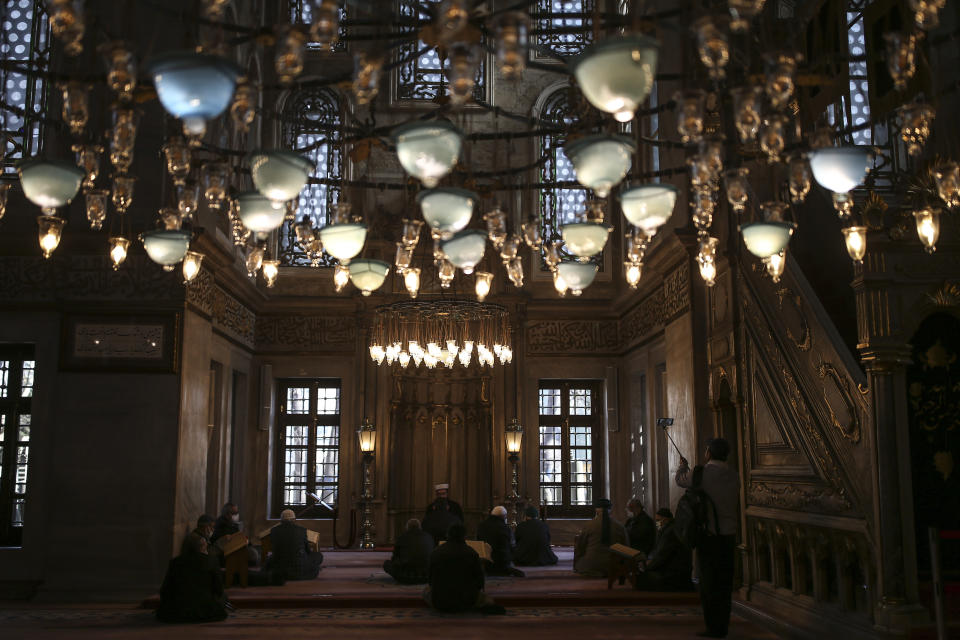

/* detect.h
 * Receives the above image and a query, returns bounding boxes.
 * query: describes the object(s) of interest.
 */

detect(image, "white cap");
[434,483,449,490]
[491,506,507,518]
[280,509,296,521]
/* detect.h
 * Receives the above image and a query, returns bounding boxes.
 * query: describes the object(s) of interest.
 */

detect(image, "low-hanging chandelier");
[368,300,512,369]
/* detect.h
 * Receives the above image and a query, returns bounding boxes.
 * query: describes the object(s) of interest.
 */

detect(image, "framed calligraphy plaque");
[60,313,181,373]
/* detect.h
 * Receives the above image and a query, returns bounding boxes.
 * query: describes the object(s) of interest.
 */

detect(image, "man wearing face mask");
[624,498,656,556]
[634,508,693,592]
[212,502,259,567]
[184,515,221,568]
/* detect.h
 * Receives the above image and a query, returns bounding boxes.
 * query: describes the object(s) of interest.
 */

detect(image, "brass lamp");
[504,418,523,525]
[357,418,377,549]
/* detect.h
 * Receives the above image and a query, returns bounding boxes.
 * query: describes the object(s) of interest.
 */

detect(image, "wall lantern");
[357,417,377,455]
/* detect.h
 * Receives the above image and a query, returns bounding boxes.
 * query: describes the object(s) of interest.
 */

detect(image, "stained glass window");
[537,381,602,516]
[395,1,486,103]
[1,0,50,174]
[535,0,594,58]
[0,346,34,547]
[275,379,342,517]
[539,88,588,259]
[278,88,342,266]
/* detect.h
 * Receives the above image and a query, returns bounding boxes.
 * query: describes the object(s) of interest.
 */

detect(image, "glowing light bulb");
[625,261,642,289]
[333,263,350,293]
[474,271,493,302]
[913,207,940,254]
[182,250,204,283]
[842,226,867,265]
[404,267,420,298]
[109,236,130,270]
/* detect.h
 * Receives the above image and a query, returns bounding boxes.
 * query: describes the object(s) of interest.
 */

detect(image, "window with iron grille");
[538,380,603,517]
[539,88,589,263]
[0,346,35,547]
[535,0,594,59]
[274,379,341,518]
[1,0,50,175]
[836,1,872,146]
[288,0,347,50]
[278,88,342,266]
[395,0,486,103]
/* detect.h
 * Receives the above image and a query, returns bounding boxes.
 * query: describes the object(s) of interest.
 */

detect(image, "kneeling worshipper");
[212,502,259,566]
[157,533,228,624]
[183,514,221,569]
[423,483,464,545]
[573,498,629,577]
[266,509,324,581]
[625,498,656,555]
[477,506,525,577]
[634,508,694,592]
[513,505,558,566]
[424,524,505,615]
[383,518,434,584]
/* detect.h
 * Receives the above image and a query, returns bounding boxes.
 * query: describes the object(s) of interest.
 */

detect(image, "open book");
[608,543,645,561]
[439,539,493,563]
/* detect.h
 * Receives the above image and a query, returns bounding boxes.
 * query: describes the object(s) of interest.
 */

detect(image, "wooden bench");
[607,543,645,590]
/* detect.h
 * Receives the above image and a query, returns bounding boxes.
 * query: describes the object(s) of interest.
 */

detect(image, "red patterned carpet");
[0,550,782,639]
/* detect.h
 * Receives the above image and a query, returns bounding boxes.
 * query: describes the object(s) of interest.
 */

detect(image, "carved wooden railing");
[735,255,877,627]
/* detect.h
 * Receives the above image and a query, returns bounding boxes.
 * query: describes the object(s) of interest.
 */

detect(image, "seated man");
[383,518,434,584]
[477,506,524,577]
[513,505,558,567]
[183,514,221,569]
[634,508,693,592]
[266,509,324,581]
[424,524,504,614]
[212,502,259,567]
[157,533,228,624]
[573,498,629,577]
[422,483,463,545]
[624,498,656,555]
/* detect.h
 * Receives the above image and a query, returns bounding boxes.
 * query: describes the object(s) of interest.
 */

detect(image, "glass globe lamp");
[740,221,795,258]
[141,229,192,271]
[556,260,598,296]
[620,184,677,236]
[147,51,240,136]
[237,192,286,233]
[348,259,390,296]
[913,207,940,254]
[809,147,873,194]
[393,121,463,188]
[182,250,204,283]
[475,271,493,302]
[441,229,487,274]
[18,160,85,215]
[564,135,635,198]
[108,236,130,270]
[417,188,476,238]
[319,221,367,264]
[561,222,610,262]
[249,150,313,205]
[570,36,659,122]
[841,226,867,265]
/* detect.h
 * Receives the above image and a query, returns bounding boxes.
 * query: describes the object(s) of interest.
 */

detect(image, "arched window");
[1,0,50,174]
[538,88,588,258]
[278,88,343,266]
[289,0,347,50]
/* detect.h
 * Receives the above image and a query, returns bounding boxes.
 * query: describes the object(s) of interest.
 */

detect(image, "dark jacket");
[156,551,227,624]
[625,511,656,555]
[476,515,515,573]
[211,516,239,543]
[391,527,435,573]
[513,518,558,566]
[423,499,463,544]
[428,540,485,612]
[645,522,693,589]
[268,521,323,581]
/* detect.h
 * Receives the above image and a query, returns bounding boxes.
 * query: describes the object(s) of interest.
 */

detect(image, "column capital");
[859,342,913,373]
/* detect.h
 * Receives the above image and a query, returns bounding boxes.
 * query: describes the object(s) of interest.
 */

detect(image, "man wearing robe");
[182,514,221,569]
[383,518,434,584]
[513,505,558,566]
[422,483,464,544]
[156,533,228,624]
[266,509,324,581]
[423,523,503,614]
[573,497,629,577]
[634,508,693,592]
[212,502,259,567]
[477,506,524,577]
[625,498,656,555]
